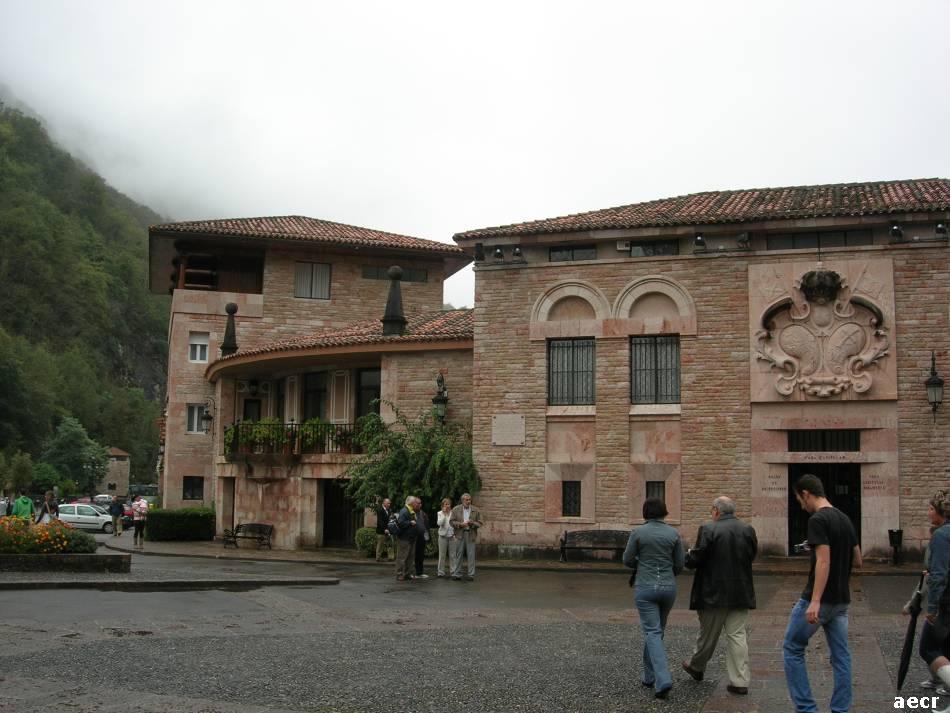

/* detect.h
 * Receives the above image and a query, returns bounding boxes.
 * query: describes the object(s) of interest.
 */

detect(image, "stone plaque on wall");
[492,414,525,446]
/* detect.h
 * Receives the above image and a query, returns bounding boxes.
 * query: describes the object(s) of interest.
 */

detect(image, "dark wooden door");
[788,463,861,553]
[322,479,362,547]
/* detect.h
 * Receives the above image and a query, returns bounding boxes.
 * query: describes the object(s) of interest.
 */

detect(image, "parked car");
[57,503,114,533]
[93,494,114,506]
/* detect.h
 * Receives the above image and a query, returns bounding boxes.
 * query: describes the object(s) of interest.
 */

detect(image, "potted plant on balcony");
[333,426,355,454]
[299,417,328,454]
[249,417,289,454]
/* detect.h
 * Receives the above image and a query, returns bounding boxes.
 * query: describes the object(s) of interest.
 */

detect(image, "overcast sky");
[1,0,948,307]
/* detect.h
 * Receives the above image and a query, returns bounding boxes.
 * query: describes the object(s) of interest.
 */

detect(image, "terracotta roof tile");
[454,178,950,241]
[151,215,464,256]
[221,309,473,361]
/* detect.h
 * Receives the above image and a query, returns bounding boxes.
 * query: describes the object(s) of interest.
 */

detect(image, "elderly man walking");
[682,496,758,696]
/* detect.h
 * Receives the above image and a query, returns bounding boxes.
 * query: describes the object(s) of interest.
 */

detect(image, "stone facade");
[463,222,950,557]
[97,448,131,498]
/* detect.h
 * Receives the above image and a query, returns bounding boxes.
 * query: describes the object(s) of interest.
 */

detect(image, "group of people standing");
[622,477,950,713]
[4,489,58,523]
[375,493,483,582]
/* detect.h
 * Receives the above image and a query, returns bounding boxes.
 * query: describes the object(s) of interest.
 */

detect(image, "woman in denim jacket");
[623,497,685,700]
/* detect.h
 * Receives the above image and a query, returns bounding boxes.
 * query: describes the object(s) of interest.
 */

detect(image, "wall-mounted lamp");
[201,396,216,434]
[492,246,504,260]
[431,373,449,424]
[889,223,904,243]
[693,233,707,252]
[925,351,944,423]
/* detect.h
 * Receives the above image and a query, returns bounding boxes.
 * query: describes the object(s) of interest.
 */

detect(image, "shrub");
[145,508,215,541]
[0,517,97,554]
[355,526,376,557]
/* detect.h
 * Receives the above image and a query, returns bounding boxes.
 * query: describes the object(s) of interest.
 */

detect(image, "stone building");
[97,447,131,498]
[453,178,950,557]
[148,216,471,548]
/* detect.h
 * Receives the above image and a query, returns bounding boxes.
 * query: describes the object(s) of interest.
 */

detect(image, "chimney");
[220,303,239,356]
[381,266,407,336]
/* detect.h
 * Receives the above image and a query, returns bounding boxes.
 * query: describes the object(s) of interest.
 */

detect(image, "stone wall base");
[0,554,131,572]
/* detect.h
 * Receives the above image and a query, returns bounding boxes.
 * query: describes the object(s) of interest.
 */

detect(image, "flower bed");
[0,517,97,554]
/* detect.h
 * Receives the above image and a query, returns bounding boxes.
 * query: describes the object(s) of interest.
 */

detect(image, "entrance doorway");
[322,479,363,547]
[787,463,861,553]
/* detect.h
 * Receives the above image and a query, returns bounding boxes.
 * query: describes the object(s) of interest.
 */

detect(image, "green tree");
[344,402,479,510]
[7,450,33,493]
[41,417,107,495]
[32,462,60,493]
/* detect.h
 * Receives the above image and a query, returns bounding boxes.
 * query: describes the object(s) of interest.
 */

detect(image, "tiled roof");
[107,447,130,457]
[454,178,950,240]
[151,215,464,256]
[220,309,473,361]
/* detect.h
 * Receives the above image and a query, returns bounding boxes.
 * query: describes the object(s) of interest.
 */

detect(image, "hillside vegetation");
[0,103,168,490]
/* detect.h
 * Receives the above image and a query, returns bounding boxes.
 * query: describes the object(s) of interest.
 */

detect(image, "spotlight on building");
[936,222,948,238]
[493,246,504,260]
[889,223,904,242]
[512,246,523,259]
[693,233,707,252]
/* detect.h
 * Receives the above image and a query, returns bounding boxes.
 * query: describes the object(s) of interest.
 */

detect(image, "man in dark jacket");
[393,496,418,582]
[108,496,125,536]
[682,496,758,696]
[375,497,393,562]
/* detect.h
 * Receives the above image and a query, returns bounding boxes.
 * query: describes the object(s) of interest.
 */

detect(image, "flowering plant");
[0,517,96,554]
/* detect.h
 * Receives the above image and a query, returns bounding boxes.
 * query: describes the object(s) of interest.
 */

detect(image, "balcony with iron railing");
[223,420,361,461]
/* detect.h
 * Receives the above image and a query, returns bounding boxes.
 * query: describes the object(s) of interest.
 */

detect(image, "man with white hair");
[682,495,758,696]
[449,493,483,581]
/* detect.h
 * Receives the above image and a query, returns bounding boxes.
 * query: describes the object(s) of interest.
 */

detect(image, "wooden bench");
[559,529,630,562]
[222,523,274,549]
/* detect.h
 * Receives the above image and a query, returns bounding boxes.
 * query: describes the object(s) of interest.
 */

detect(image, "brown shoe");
[726,685,748,695]
[682,661,704,681]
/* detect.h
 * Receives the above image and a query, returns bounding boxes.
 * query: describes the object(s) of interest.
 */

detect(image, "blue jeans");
[635,585,676,693]
[782,598,852,713]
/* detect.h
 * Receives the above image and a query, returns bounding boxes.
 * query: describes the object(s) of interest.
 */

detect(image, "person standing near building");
[450,493,482,581]
[131,495,149,549]
[393,495,418,582]
[436,498,454,577]
[108,496,124,536]
[375,497,393,562]
[918,489,950,708]
[682,496,757,695]
[413,497,430,579]
[623,497,685,700]
[11,490,35,522]
[783,474,861,713]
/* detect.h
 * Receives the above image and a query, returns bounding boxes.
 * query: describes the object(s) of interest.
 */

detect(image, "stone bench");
[559,529,629,562]
[222,523,274,549]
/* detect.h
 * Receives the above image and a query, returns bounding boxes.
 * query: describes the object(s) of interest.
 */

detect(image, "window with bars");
[788,430,860,452]
[645,481,666,502]
[562,481,581,517]
[549,245,598,262]
[548,338,595,405]
[182,476,204,501]
[630,335,680,404]
[766,230,873,251]
[294,262,331,299]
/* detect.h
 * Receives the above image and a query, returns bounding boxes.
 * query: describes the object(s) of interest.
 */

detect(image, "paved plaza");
[0,543,942,713]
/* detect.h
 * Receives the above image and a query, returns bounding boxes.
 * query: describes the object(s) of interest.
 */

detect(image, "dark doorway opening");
[788,463,861,553]
[322,479,362,547]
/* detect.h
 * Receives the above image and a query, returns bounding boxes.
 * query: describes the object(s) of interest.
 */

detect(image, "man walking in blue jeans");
[784,474,862,713]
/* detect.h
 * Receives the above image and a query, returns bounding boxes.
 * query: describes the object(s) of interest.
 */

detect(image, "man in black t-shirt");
[783,474,862,713]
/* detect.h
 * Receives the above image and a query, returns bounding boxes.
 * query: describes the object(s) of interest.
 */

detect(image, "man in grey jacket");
[682,496,758,696]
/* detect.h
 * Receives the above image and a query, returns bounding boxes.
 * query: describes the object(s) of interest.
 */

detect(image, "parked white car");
[58,503,114,533]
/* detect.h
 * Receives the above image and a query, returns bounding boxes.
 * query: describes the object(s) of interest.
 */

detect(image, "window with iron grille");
[294,262,331,299]
[182,476,204,501]
[562,481,581,517]
[630,335,680,404]
[788,430,860,452]
[631,240,679,257]
[645,480,666,502]
[548,338,595,405]
[549,245,598,262]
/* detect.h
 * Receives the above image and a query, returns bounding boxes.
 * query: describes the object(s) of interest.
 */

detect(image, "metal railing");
[224,421,360,458]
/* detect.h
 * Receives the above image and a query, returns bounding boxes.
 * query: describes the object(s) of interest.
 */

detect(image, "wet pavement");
[0,547,941,713]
